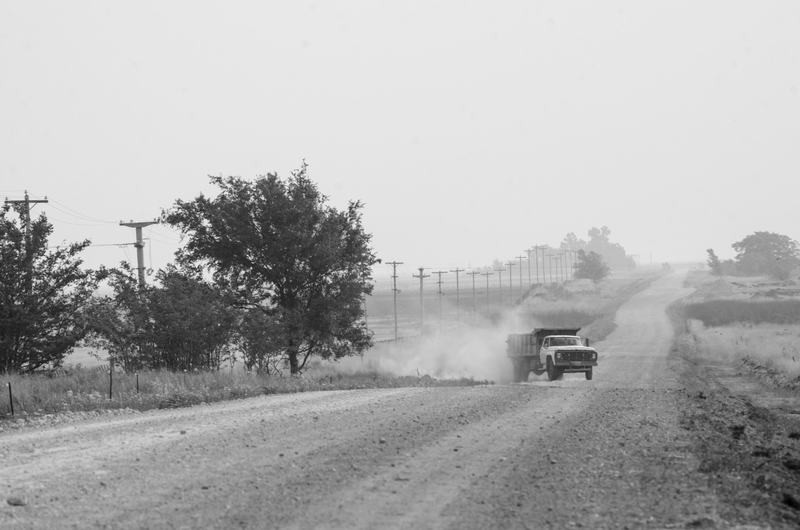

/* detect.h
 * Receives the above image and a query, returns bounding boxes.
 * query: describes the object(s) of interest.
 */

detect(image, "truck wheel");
[546,357,559,381]
[585,367,593,381]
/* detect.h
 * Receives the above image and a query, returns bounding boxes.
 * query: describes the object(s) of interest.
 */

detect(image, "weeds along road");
[2,273,730,529]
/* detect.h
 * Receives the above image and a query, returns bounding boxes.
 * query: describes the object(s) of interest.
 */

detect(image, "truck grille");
[558,350,592,362]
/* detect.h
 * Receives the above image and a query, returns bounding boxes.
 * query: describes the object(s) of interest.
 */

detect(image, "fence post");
[108,361,113,400]
[136,372,139,393]
[7,382,13,416]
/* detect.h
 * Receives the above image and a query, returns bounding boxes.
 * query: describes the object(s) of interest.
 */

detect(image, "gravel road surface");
[2,273,793,528]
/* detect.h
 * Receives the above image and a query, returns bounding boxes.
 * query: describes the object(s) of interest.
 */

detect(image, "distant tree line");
[1,163,377,374]
[560,226,636,271]
[707,232,800,281]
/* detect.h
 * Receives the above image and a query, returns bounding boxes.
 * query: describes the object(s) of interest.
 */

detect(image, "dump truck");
[506,328,598,382]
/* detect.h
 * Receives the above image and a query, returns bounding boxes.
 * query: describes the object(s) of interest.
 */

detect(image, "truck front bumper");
[554,361,597,372]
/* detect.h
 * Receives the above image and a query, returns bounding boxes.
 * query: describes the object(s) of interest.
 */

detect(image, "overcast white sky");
[2,1,799,282]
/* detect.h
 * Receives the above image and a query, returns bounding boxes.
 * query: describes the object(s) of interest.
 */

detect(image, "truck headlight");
[555,352,561,360]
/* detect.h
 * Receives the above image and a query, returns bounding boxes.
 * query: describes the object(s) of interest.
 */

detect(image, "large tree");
[732,231,799,280]
[0,205,100,372]
[574,250,610,282]
[165,163,378,374]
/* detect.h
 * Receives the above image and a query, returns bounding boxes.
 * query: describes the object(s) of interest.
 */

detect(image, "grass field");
[1,363,486,419]
[677,270,800,383]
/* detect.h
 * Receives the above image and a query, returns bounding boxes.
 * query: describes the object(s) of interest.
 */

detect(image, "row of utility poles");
[383,246,581,340]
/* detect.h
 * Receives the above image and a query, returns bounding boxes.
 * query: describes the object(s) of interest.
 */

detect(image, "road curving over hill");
[2,272,791,529]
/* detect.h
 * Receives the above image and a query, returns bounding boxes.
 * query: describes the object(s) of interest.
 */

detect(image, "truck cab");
[506,328,598,382]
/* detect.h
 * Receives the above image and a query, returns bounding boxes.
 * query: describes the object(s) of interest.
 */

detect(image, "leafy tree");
[165,162,378,374]
[732,231,800,280]
[84,263,151,372]
[237,307,284,374]
[148,266,239,370]
[0,205,100,372]
[86,263,239,371]
[574,250,610,282]
[585,226,635,269]
[706,249,722,275]
[560,232,586,251]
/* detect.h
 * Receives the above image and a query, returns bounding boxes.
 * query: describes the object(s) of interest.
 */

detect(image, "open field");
[676,270,800,384]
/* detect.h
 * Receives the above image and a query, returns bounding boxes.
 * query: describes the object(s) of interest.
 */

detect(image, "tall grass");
[684,320,800,381]
[683,300,800,327]
[1,365,486,420]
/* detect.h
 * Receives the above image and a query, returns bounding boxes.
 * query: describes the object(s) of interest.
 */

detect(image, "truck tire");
[585,367,593,380]
[546,357,561,381]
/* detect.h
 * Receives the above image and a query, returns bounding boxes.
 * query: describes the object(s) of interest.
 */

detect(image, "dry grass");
[1,364,486,420]
[683,299,800,327]
[519,273,659,341]
[685,320,800,380]
[677,269,800,382]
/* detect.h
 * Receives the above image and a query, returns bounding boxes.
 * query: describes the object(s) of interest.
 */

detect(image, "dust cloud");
[336,309,539,383]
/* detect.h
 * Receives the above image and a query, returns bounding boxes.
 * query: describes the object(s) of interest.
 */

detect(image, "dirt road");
[1,273,794,528]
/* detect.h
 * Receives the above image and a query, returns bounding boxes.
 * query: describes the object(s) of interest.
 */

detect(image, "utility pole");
[412,267,430,336]
[526,247,534,287]
[5,191,49,293]
[516,255,526,299]
[481,271,493,311]
[467,270,480,315]
[494,268,504,306]
[533,245,544,284]
[449,267,465,322]
[387,261,403,341]
[120,219,159,288]
[505,261,514,303]
[431,270,448,328]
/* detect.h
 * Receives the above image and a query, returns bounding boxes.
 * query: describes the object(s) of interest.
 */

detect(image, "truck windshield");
[550,337,582,346]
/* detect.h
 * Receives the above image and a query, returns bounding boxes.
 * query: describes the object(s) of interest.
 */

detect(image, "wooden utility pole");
[387,261,403,341]
[533,245,544,284]
[120,219,159,288]
[505,261,514,302]
[5,191,48,293]
[431,270,448,327]
[516,255,526,299]
[467,270,480,315]
[412,267,430,335]
[480,270,493,310]
[494,268,504,306]
[526,247,534,287]
[449,267,465,321]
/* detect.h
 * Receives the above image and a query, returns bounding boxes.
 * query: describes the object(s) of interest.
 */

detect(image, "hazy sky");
[2,1,799,282]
